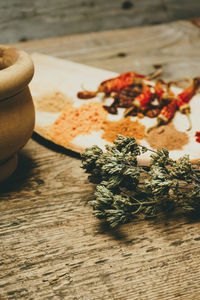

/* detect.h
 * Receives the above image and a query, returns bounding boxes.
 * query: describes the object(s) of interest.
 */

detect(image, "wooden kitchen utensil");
[0,45,35,182]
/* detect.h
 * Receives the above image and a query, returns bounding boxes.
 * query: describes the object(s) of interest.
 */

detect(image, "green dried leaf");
[81,135,200,228]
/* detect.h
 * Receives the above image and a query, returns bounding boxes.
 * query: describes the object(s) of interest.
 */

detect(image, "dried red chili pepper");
[133,84,153,109]
[154,80,175,105]
[176,78,200,131]
[158,99,177,122]
[123,84,152,117]
[77,71,145,99]
[147,98,177,133]
[98,71,145,93]
[154,80,165,100]
[195,131,200,143]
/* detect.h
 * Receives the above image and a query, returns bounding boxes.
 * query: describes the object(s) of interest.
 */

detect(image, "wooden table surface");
[1,19,200,300]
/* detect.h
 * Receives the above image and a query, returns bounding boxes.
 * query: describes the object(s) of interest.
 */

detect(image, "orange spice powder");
[50,102,108,142]
[102,117,146,143]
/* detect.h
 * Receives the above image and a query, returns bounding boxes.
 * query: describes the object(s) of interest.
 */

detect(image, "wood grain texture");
[1,0,200,43]
[12,19,200,80]
[1,20,200,300]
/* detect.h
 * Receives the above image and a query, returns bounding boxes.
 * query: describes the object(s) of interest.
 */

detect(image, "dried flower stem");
[81,135,200,228]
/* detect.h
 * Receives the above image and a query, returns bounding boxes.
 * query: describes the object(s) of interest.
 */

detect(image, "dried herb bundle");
[81,135,200,228]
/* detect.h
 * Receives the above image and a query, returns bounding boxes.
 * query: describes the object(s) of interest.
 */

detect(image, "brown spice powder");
[145,122,189,150]
[102,117,146,143]
[50,102,108,142]
[34,91,72,113]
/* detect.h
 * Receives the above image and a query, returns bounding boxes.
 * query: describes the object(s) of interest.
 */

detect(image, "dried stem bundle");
[81,135,200,228]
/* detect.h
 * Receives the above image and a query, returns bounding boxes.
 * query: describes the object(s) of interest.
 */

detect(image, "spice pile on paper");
[30,53,200,164]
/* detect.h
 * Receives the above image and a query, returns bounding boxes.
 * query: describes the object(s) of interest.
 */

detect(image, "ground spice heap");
[102,117,145,143]
[50,102,108,142]
[34,91,72,113]
[146,122,189,150]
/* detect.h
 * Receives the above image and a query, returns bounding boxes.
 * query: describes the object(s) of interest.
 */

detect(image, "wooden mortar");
[0,45,35,182]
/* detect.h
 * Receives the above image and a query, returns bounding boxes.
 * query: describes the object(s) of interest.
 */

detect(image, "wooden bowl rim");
[0,45,34,101]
